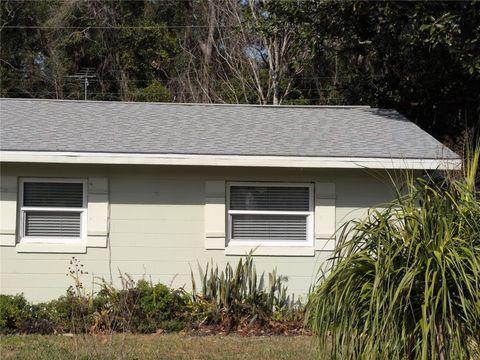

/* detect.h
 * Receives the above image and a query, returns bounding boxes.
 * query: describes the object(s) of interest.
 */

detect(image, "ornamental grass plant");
[190,254,302,332]
[307,147,480,360]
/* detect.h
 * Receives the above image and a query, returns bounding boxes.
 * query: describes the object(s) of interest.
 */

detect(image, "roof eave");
[0,151,462,170]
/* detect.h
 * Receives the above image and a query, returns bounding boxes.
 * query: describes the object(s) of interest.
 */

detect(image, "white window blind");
[228,183,314,247]
[230,186,310,211]
[232,214,307,241]
[19,179,87,243]
[23,182,83,208]
[25,211,81,237]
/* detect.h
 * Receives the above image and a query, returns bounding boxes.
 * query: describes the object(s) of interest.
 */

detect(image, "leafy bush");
[191,254,301,331]
[0,294,57,334]
[92,277,189,333]
[0,294,31,333]
[22,302,58,334]
[307,148,480,359]
[0,279,189,334]
[49,288,92,333]
[133,280,189,332]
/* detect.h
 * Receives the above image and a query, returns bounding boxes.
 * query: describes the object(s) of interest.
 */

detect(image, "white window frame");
[18,178,88,244]
[227,182,314,247]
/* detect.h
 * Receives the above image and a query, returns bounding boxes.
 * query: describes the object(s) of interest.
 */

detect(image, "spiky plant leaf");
[307,148,480,360]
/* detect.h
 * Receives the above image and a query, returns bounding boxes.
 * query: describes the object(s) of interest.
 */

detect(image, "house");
[0,98,460,302]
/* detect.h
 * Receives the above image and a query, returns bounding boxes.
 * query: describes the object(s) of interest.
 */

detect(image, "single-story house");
[0,98,460,302]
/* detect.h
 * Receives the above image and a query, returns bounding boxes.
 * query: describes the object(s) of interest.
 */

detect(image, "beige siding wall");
[0,163,399,302]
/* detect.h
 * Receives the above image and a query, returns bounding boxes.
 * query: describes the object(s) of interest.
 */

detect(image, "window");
[19,178,87,243]
[227,183,314,247]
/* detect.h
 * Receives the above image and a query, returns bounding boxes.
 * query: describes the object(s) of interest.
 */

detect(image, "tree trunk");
[435,317,446,360]
[272,34,280,105]
[197,0,217,102]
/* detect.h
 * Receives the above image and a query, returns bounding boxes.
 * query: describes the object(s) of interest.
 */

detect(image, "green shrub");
[191,254,301,331]
[1,294,66,334]
[307,148,480,359]
[50,288,93,333]
[22,301,59,334]
[91,278,189,333]
[132,280,189,333]
[0,279,190,334]
[0,294,31,333]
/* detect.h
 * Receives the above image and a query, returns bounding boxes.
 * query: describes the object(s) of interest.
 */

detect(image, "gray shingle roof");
[0,98,458,160]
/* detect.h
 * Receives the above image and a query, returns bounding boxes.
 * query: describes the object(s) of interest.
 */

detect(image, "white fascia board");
[0,151,462,170]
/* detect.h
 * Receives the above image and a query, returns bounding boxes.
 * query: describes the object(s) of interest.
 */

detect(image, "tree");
[0,0,54,98]
[213,0,312,105]
[281,1,480,141]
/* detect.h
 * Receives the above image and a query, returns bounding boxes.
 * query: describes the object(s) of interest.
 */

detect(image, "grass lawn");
[0,334,316,360]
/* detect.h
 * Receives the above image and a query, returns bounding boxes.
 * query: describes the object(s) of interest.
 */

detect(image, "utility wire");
[3,25,239,29]
[4,70,350,82]
[0,0,337,2]
[0,91,348,102]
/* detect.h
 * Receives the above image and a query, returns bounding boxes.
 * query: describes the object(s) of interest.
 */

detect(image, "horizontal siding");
[104,233,203,248]
[1,163,399,302]
[1,254,328,279]
[110,204,203,220]
[110,219,204,234]
[0,258,110,274]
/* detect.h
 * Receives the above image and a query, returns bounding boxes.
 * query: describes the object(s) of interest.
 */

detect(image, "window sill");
[16,242,87,254]
[225,245,315,257]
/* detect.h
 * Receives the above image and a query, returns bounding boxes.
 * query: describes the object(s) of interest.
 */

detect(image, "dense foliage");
[0,256,300,335]
[0,294,32,333]
[307,149,480,359]
[1,0,478,143]
[0,279,190,334]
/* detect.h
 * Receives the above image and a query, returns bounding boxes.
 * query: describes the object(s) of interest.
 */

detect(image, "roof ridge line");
[0,97,371,109]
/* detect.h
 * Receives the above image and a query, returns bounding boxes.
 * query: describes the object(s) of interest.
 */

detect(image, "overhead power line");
[2,25,235,29]
[0,90,348,101]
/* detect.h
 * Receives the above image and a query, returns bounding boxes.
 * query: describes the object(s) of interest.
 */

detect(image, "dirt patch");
[183,321,311,337]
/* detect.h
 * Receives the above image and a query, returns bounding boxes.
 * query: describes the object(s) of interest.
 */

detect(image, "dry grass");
[0,334,316,360]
